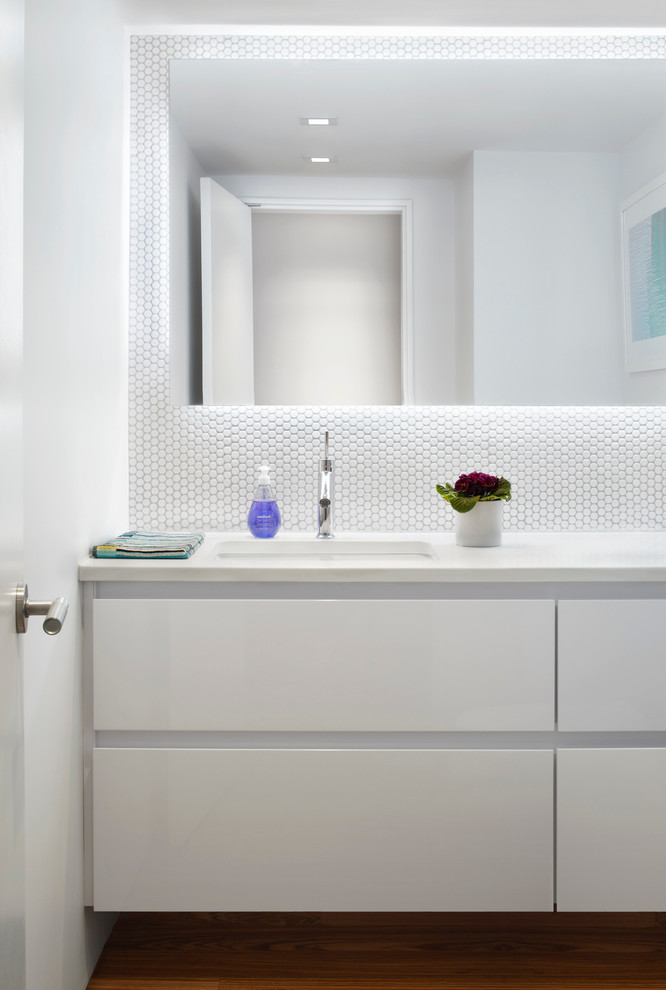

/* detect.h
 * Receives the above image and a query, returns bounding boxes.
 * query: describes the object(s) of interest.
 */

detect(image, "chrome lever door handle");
[15,584,69,635]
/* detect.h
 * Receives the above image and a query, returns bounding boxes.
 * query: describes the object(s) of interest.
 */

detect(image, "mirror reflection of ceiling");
[124,1,666,27]
[169,59,666,178]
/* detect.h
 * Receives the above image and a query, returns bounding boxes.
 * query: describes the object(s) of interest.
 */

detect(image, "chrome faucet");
[317,431,334,538]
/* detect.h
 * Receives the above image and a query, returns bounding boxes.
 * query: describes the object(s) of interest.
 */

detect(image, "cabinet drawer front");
[558,600,666,731]
[93,599,554,731]
[93,747,553,912]
[557,749,666,911]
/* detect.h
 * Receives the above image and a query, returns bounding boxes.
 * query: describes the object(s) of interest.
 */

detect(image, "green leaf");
[436,483,459,504]
[448,494,480,513]
[494,477,512,501]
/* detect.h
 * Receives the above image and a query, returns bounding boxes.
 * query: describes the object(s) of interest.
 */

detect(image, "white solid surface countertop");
[78,531,666,583]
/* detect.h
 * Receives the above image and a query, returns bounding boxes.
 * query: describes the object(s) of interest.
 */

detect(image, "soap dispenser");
[247,465,281,538]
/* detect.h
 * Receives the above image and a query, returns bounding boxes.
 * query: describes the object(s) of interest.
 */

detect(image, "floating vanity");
[80,532,666,913]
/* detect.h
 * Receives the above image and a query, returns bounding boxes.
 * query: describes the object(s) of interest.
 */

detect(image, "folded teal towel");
[91,531,204,559]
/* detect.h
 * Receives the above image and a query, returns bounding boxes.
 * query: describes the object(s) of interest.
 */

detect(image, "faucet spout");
[317,430,334,539]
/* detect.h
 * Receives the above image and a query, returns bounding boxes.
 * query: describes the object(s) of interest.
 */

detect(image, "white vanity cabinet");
[86,592,556,912]
[93,747,553,912]
[556,600,666,910]
[558,600,666,731]
[557,748,666,910]
[93,598,555,731]
[82,566,666,913]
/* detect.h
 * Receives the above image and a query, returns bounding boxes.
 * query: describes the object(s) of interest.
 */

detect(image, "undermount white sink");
[211,538,437,561]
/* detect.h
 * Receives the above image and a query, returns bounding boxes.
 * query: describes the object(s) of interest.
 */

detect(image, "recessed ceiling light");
[307,156,334,164]
[299,117,338,126]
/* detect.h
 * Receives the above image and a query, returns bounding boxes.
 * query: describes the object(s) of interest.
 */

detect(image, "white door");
[0,0,25,988]
[200,177,254,404]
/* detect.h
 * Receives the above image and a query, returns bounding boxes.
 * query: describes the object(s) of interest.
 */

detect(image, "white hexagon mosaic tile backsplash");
[129,33,666,534]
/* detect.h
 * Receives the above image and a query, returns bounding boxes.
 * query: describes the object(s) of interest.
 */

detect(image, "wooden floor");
[87,912,666,989]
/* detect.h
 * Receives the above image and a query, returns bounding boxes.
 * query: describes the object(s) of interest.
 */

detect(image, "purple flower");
[438,472,510,510]
[453,471,501,498]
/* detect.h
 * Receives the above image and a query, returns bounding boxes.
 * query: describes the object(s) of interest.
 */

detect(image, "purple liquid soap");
[247,499,281,538]
[247,466,281,538]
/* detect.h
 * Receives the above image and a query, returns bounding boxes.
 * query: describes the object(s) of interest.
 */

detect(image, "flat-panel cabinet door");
[558,749,666,910]
[558,600,666,731]
[93,599,554,731]
[93,748,554,912]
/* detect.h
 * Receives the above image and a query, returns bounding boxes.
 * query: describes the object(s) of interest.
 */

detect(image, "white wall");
[218,174,456,404]
[170,114,204,404]
[472,151,623,404]
[23,1,128,988]
[619,111,666,403]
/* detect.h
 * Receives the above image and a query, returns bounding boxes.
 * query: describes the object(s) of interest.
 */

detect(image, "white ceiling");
[169,59,666,178]
[119,0,666,28]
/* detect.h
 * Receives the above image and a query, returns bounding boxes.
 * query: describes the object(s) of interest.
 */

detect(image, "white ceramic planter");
[455,500,503,547]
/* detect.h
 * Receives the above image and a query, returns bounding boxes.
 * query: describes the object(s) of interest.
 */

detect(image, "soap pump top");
[247,465,281,539]
[257,465,271,487]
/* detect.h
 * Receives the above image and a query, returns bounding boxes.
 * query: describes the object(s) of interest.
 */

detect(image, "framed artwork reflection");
[622,173,666,373]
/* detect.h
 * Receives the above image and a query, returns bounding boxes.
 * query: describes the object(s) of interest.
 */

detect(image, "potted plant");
[436,473,512,547]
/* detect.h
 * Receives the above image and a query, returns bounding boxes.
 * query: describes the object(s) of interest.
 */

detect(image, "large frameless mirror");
[169,57,666,405]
